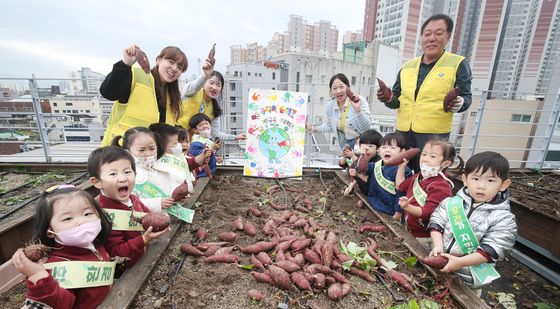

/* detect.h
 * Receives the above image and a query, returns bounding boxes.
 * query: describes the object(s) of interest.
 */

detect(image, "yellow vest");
[101,66,177,146]
[177,88,215,130]
[397,52,464,134]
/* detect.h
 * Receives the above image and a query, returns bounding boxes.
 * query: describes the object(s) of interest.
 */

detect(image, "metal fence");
[1,76,559,169]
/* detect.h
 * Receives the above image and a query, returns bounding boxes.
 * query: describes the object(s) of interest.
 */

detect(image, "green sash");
[103,209,145,231]
[134,181,194,223]
[44,261,115,289]
[447,196,500,286]
[159,153,189,171]
[374,160,396,194]
[413,176,427,206]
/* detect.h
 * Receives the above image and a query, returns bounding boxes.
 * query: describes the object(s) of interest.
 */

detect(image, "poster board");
[243,89,308,178]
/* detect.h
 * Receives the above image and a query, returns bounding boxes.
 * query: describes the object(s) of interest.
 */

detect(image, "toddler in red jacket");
[11,185,113,309]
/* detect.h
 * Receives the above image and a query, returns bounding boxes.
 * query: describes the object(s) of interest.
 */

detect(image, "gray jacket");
[428,187,517,288]
[314,96,378,148]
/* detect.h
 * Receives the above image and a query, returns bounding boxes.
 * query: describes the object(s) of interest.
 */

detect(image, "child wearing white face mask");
[395,139,463,249]
[11,185,114,309]
[113,125,195,213]
[189,113,222,178]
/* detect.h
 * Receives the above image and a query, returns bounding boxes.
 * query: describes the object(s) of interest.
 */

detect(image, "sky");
[0,0,365,81]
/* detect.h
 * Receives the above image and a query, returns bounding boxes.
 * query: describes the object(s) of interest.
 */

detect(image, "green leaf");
[319,197,327,204]
[384,260,398,270]
[193,202,202,208]
[342,259,354,271]
[339,240,348,255]
[419,299,440,309]
[237,264,255,270]
[534,303,553,309]
[346,242,364,256]
[404,256,417,268]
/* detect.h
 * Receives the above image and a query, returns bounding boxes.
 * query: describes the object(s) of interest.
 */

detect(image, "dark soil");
[508,171,560,221]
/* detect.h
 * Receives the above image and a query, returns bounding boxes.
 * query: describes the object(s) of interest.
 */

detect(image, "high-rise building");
[230,43,268,65]
[68,67,104,95]
[343,30,364,44]
[456,0,560,98]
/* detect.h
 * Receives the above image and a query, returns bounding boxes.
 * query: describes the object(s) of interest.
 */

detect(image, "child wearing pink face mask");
[11,185,113,309]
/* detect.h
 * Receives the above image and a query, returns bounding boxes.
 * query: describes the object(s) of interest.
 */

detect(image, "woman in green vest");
[178,71,246,142]
[100,45,214,146]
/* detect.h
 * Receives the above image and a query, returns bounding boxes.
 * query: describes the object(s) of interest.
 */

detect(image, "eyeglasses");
[44,184,75,194]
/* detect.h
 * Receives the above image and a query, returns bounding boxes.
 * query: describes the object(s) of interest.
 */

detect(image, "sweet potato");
[341,283,351,297]
[276,260,301,273]
[294,205,310,213]
[218,231,237,242]
[290,238,311,252]
[253,189,262,197]
[321,242,334,268]
[131,212,171,232]
[233,217,244,231]
[23,244,49,262]
[417,254,460,269]
[293,253,305,266]
[356,154,368,175]
[306,264,331,275]
[313,273,326,289]
[266,184,280,194]
[135,47,151,74]
[276,240,294,252]
[387,269,415,294]
[179,244,205,257]
[195,228,208,241]
[244,221,256,236]
[171,182,190,201]
[377,78,392,101]
[247,289,264,301]
[345,88,360,103]
[327,283,343,301]
[207,43,216,65]
[329,270,349,284]
[263,219,277,236]
[249,207,262,217]
[275,250,286,262]
[250,255,266,271]
[349,267,376,282]
[203,254,239,264]
[359,224,388,233]
[204,245,223,257]
[443,87,460,112]
[356,200,365,208]
[335,253,352,263]
[257,252,273,265]
[214,246,236,256]
[325,231,338,244]
[325,275,337,285]
[291,271,312,290]
[292,218,307,228]
[251,271,274,285]
[270,202,287,210]
[268,265,294,291]
[240,241,277,254]
[384,148,420,166]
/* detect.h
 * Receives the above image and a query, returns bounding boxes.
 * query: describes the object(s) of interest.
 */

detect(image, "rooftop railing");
[1,76,559,170]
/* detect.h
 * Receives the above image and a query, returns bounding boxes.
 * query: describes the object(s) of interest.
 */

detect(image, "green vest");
[397,52,464,134]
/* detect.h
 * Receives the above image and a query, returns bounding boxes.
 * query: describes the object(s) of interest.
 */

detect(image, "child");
[112,126,195,212]
[88,146,168,274]
[177,126,211,175]
[189,113,222,178]
[341,129,382,195]
[11,185,113,309]
[427,151,516,293]
[396,139,461,249]
[366,133,412,220]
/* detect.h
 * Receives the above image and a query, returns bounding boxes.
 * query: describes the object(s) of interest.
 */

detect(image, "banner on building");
[243,89,307,178]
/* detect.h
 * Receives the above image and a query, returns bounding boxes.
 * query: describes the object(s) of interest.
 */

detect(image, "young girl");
[12,185,113,309]
[395,139,461,249]
[188,113,222,178]
[177,127,211,177]
[112,126,195,212]
[100,45,214,146]
[178,71,246,142]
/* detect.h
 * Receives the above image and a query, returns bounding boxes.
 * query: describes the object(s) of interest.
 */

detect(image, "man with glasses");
[377,14,472,172]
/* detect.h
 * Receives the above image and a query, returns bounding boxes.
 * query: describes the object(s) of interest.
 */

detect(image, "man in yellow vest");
[377,14,472,172]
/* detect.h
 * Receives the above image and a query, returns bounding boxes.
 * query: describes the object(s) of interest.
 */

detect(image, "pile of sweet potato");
[178,186,417,303]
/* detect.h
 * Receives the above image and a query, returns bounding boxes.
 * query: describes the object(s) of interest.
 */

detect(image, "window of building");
[72,110,78,113]
[86,110,90,113]
[231,101,236,108]
[65,103,73,106]
[351,76,357,86]
[230,83,236,91]
[470,111,477,116]
[54,110,59,113]
[305,75,312,83]
[511,114,531,123]
[234,71,238,77]
[230,96,236,102]
[248,72,251,76]
[53,103,57,106]
[272,72,276,80]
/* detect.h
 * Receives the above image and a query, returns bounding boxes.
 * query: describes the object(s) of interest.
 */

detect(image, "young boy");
[427,151,517,294]
[366,133,412,220]
[177,126,211,174]
[188,113,222,178]
[88,146,168,274]
[341,129,382,195]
